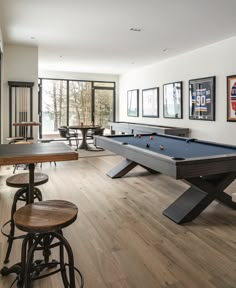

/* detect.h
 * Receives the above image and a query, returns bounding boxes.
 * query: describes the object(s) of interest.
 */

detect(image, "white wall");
[39,69,119,82]
[119,36,236,145]
[2,44,38,142]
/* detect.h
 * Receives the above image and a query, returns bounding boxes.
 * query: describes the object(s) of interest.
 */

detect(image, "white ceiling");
[1,0,236,75]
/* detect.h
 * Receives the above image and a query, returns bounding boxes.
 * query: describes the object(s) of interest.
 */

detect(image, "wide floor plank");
[1,155,236,288]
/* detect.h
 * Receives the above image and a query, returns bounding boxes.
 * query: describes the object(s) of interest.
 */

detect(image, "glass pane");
[69,81,92,125]
[41,79,67,136]
[93,82,115,88]
[94,89,114,128]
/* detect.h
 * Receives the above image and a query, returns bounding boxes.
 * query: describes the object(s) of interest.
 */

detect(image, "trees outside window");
[94,89,114,127]
[69,81,92,125]
[41,79,67,135]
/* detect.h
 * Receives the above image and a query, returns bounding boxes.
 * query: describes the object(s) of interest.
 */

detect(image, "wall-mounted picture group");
[126,75,233,122]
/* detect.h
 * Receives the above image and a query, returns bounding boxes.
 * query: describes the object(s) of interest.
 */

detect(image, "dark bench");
[108,122,190,137]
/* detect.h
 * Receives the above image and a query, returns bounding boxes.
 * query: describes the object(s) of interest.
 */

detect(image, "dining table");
[68,124,101,150]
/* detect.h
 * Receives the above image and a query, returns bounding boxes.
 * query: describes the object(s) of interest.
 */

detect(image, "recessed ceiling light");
[130,28,142,32]
[59,55,63,58]
[162,48,168,52]
[30,36,35,40]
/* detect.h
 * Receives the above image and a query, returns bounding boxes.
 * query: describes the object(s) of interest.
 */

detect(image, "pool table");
[95,133,236,224]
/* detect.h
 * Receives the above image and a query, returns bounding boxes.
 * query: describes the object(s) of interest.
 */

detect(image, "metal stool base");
[1,231,84,288]
[1,187,42,263]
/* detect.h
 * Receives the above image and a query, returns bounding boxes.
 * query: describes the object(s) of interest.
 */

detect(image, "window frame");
[38,78,116,138]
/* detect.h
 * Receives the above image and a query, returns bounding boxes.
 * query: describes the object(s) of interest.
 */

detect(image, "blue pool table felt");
[112,135,236,159]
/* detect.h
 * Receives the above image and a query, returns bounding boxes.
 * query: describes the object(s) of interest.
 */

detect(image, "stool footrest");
[33,262,84,288]
[1,220,25,240]
[1,186,43,263]
[0,262,21,276]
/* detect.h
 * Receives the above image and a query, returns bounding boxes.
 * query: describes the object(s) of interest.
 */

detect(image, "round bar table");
[13,121,41,141]
[69,125,101,150]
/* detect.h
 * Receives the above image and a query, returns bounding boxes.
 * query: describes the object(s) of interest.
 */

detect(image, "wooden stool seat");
[7,136,24,144]
[15,141,33,144]
[14,200,78,233]
[6,172,49,188]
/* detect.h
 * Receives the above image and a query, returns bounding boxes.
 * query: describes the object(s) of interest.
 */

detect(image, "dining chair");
[58,127,79,150]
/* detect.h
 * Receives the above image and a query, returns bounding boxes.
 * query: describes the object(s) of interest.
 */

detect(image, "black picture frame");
[127,89,139,117]
[227,75,236,122]
[189,76,216,121]
[163,81,183,119]
[142,87,159,117]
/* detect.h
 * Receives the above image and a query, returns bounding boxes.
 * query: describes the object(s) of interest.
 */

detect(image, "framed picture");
[127,89,139,117]
[189,76,216,121]
[227,75,236,121]
[142,87,159,117]
[163,81,183,118]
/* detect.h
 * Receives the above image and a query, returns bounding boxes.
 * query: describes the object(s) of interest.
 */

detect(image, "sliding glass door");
[94,88,114,129]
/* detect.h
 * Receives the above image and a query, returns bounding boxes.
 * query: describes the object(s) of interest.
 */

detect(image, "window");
[38,78,115,138]
[40,79,67,136]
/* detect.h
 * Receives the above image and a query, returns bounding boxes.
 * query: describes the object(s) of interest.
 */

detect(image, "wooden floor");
[1,154,236,288]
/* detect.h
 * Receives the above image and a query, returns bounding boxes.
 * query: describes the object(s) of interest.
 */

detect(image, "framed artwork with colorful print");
[227,75,236,121]
[189,76,216,121]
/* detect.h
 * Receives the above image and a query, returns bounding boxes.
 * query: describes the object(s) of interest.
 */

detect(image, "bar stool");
[1,172,49,263]
[13,200,84,288]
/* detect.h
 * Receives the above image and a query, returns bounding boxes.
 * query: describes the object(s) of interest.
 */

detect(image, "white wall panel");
[119,36,236,145]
